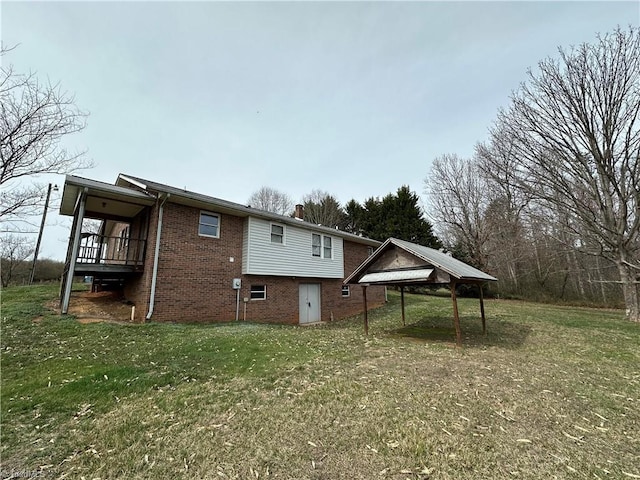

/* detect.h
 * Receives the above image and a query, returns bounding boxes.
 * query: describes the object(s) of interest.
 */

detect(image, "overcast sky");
[3,1,639,261]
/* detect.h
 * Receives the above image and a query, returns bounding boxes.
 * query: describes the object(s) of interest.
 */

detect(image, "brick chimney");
[294,204,304,220]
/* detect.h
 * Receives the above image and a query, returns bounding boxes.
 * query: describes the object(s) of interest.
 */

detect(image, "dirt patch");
[54,290,139,324]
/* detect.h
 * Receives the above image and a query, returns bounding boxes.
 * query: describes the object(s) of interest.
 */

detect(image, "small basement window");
[250,285,267,300]
[199,212,220,238]
[341,285,350,297]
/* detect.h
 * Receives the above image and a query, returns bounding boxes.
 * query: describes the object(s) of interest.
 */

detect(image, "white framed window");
[199,212,220,238]
[367,246,374,256]
[323,236,332,259]
[312,234,322,257]
[342,285,350,297]
[271,223,284,244]
[312,233,333,259]
[250,285,267,300]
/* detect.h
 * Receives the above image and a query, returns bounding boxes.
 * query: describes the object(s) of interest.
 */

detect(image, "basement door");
[299,284,321,324]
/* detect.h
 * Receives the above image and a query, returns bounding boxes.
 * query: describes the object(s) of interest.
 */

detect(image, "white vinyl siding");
[243,217,344,278]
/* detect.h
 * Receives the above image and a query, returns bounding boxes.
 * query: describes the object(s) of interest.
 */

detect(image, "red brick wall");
[123,201,385,323]
[123,203,157,320]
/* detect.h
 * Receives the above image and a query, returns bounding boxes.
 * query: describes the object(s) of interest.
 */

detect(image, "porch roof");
[59,175,156,219]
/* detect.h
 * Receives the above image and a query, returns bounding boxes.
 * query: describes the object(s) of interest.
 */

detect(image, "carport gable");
[345,237,496,285]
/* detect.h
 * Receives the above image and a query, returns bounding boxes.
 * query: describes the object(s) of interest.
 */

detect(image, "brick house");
[59,174,386,324]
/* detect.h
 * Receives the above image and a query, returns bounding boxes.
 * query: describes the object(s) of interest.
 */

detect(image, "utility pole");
[29,183,56,285]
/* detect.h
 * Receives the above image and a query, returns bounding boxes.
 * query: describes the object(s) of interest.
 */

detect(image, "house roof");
[115,173,381,247]
[61,173,380,247]
[344,238,498,285]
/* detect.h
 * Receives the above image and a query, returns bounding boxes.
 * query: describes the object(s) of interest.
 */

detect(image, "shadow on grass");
[385,315,532,349]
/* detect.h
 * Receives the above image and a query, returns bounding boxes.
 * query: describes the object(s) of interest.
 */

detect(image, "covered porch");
[59,175,156,313]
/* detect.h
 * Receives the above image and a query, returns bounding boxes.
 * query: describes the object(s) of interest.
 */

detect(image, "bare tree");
[493,27,640,321]
[0,234,34,287]
[425,154,491,269]
[0,45,90,225]
[247,186,294,216]
[302,189,345,228]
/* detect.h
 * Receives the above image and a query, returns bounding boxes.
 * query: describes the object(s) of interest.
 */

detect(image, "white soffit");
[359,268,435,284]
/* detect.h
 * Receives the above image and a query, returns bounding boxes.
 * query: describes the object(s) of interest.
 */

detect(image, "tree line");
[425,27,639,321]
[249,27,639,321]
[248,185,441,248]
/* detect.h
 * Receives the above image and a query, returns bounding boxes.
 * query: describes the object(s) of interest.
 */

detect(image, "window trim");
[312,233,322,257]
[198,211,220,238]
[270,223,285,244]
[341,285,350,297]
[312,233,333,259]
[323,235,332,259]
[250,284,267,301]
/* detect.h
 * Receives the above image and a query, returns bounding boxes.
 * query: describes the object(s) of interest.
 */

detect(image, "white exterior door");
[299,284,321,324]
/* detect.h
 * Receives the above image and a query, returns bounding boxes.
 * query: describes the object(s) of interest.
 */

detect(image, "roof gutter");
[146,193,170,320]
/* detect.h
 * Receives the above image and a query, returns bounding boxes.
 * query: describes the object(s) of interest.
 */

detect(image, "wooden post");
[362,285,369,335]
[400,286,406,326]
[449,281,462,347]
[479,283,486,335]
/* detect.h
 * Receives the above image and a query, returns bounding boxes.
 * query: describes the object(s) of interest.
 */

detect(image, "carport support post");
[449,281,462,347]
[362,285,369,335]
[400,286,406,326]
[479,283,486,335]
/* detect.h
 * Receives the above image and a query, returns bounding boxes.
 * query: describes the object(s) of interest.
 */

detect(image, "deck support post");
[449,281,462,347]
[479,283,486,335]
[61,189,87,314]
[400,286,406,326]
[362,285,369,335]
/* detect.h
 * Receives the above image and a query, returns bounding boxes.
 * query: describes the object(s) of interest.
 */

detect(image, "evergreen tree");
[356,186,442,248]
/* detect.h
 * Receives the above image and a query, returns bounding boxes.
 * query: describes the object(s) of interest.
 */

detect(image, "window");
[116,226,129,251]
[250,285,266,300]
[199,212,220,237]
[367,246,374,256]
[312,233,333,259]
[323,236,332,259]
[312,234,321,257]
[342,285,350,297]
[271,223,284,244]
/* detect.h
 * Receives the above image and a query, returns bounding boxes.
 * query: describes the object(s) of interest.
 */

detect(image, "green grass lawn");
[1,284,638,479]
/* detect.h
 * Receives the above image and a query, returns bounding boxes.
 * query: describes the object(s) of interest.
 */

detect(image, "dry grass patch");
[1,285,638,479]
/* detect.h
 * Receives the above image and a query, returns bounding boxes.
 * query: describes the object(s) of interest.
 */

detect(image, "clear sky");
[2,1,639,261]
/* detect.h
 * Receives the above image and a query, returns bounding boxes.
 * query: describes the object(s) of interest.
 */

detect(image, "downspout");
[146,193,169,320]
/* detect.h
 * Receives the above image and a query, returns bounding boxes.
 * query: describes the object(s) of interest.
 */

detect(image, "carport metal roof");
[344,238,498,347]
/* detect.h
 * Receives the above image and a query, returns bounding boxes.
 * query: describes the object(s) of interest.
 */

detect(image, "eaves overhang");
[60,175,156,219]
[116,173,381,247]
